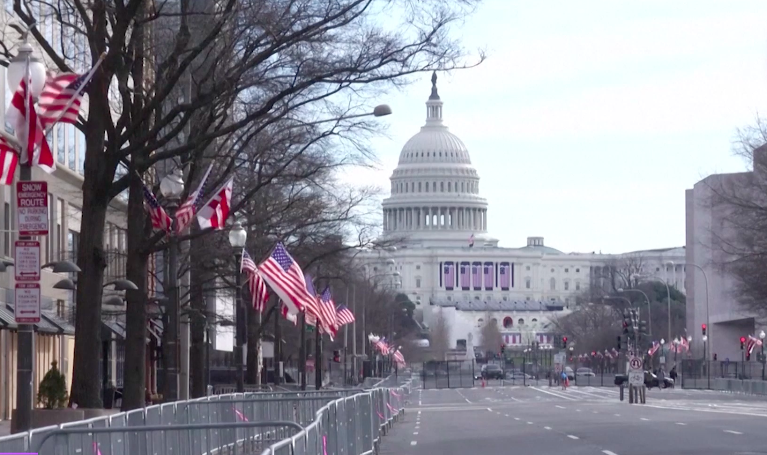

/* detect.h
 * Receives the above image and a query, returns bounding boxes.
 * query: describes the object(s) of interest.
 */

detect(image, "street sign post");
[14,241,40,282]
[16,181,48,236]
[628,356,643,387]
[14,283,40,324]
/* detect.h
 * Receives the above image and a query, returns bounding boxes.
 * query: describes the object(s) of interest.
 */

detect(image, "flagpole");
[315,320,322,390]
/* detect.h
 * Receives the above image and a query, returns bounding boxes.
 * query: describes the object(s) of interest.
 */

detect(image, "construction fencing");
[0,378,411,455]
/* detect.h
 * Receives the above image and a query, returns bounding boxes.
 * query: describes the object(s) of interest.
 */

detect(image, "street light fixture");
[159,168,185,200]
[6,30,47,98]
[372,104,393,117]
[228,220,247,392]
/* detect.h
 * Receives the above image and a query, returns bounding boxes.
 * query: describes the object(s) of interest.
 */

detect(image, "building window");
[564,281,569,291]
[575,268,580,273]
[502,296,507,301]
[416,278,421,288]
[550,278,556,290]
[418,182,422,192]
[477,318,484,328]
[503,317,513,328]
[67,125,76,171]
[416,265,421,270]
[550,268,554,272]
[525,278,531,289]
[531,318,537,323]
[564,268,569,273]
[575,282,581,291]
[56,124,65,164]
[518,318,524,326]
[440,182,444,192]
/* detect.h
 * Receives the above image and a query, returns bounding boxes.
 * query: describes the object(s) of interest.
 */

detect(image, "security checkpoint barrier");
[0,378,411,455]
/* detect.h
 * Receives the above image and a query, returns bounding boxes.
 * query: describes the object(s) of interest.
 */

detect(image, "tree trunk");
[68,50,116,407]
[121,171,150,410]
[68,177,111,408]
[189,273,207,398]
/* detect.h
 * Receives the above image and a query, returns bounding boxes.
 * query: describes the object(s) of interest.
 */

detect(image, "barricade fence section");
[0,379,411,455]
[681,359,767,394]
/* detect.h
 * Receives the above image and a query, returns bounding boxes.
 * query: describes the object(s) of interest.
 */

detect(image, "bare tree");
[479,313,502,352]
[429,310,451,361]
[549,303,620,354]
[3,0,484,407]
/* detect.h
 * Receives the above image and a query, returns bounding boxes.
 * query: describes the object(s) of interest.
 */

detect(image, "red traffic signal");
[701,323,707,336]
[740,337,746,350]
[740,336,746,343]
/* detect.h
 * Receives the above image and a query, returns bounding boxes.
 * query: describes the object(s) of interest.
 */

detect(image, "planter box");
[11,408,84,434]
[11,408,122,433]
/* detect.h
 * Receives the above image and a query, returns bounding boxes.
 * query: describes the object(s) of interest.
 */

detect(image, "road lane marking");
[640,418,649,421]
[527,421,533,424]
[555,405,566,409]
[487,408,493,412]
[413,432,418,435]
[602,451,618,455]
[576,409,581,412]
[592,411,598,414]
[456,389,472,404]
[614,414,620,417]
[514,417,520,421]
[544,426,552,430]
[531,386,579,401]
[724,430,743,435]
[676,423,686,426]
[567,435,579,440]
[418,411,421,415]
[411,441,418,446]
[504,414,509,417]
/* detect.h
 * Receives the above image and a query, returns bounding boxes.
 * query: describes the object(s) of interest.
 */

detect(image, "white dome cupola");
[382,72,496,248]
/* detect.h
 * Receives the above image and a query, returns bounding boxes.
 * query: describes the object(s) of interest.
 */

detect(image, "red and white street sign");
[14,283,40,323]
[16,181,48,236]
[14,240,40,282]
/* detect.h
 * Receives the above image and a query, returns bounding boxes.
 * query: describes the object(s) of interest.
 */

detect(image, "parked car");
[576,368,596,377]
[614,371,674,389]
[481,364,504,380]
[505,369,532,380]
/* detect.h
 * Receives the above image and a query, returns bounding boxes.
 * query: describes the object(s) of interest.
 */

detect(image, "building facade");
[361,74,687,352]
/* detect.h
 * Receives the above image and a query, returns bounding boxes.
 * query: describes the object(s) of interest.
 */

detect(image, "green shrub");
[37,361,68,409]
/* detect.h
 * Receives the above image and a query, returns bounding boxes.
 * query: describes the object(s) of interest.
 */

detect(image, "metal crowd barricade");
[260,377,412,455]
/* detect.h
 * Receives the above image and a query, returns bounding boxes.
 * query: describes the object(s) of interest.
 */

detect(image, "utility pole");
[274,300,282,383]
[300,313,307,390]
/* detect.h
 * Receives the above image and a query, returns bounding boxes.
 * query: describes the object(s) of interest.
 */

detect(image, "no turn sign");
[629,357,643,370]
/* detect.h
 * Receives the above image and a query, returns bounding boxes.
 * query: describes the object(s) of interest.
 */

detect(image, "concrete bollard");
[619,385,624,401]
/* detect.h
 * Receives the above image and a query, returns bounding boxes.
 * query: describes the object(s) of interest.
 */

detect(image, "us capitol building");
[359,73,686,351]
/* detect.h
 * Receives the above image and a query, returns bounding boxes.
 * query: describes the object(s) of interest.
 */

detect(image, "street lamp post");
[670,261,709,359]
[228,221,247,392]
[6,28,48,432]
[159,169,184,401]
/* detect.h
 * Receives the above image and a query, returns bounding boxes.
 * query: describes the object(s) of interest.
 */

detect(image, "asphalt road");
[382,384,767,455]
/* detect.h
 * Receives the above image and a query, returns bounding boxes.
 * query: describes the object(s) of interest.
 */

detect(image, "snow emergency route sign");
[16,181,48,236]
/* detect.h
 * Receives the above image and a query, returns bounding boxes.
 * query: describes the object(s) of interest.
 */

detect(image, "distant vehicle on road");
[576,368,596,377]
[481,364,504,379]
[613,371,674,389]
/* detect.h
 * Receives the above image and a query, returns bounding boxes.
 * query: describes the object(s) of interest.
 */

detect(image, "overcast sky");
[342,1,767,254]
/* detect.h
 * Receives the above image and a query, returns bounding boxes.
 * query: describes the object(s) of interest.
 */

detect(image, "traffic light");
[501,345,506,354]
[701,324,707,336]
[616,336,622,350]
[638,320,647,336]
[713,353,718,361]
[333,350,341,363]
[740,337,746,350]
[562,336,568,348]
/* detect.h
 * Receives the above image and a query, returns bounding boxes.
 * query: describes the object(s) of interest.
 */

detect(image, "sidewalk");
[0,420,10,436]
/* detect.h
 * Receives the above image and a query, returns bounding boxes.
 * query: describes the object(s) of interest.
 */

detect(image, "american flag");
[336,305,355,325]
[443,263,454,290]
[240,250,257,274]
[472,263,481,290]
[393,350,405,365]
[747,335,763,355]
[318,287,338,338]
[460,263,470,289]
[142,184,172,232]
[248,272,269,312]
[0,137,18,185]
[196,177,232,231]
[6,70,54,172]
[499,263,511,290]
[483,263,493,290]
[257,243,318,316]
[280,301,297,324]
[241,250,268,312]
[37,72,90,125]
[175,164,212,234]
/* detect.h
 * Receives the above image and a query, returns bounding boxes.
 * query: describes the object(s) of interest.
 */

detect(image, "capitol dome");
[381,73,495,248]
